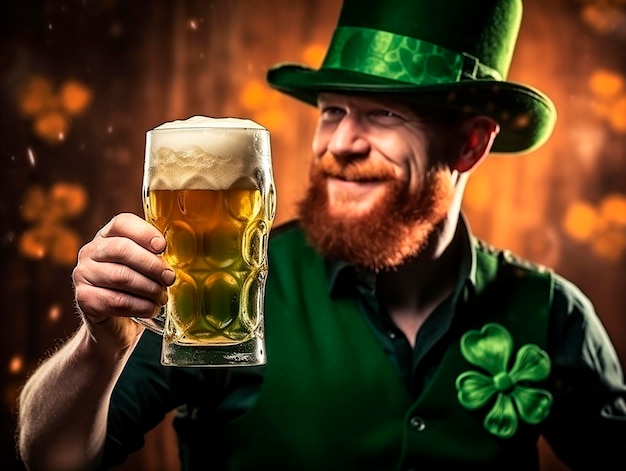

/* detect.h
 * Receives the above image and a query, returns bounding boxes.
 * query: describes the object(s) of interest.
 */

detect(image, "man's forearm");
[17,321,141,471]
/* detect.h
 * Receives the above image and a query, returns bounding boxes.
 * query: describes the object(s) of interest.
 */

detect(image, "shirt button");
[409,416,426,432]
[387,331,397,339]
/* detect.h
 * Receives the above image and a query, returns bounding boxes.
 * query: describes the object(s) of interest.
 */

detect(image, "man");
[17,0,626,470]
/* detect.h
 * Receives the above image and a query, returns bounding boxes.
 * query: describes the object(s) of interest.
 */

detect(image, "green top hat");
[266,0,556,154]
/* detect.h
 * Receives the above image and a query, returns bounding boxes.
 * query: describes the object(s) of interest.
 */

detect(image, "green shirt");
[101,219,626,470]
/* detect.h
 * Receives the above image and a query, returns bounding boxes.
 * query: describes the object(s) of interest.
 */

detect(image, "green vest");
[186,224,554,470]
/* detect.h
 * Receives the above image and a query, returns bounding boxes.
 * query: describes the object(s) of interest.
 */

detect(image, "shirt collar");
[325,212,480,300]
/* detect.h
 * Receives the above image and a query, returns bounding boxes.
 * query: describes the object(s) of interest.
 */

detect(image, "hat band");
[322,26,502,86]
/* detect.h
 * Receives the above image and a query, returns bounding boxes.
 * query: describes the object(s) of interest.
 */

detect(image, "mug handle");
[132,307,166,336]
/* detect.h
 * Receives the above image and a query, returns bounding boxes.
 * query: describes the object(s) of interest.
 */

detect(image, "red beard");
[297,153,454,271]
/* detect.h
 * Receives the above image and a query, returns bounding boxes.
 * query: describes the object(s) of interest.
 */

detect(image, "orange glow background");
[1,1,625,470]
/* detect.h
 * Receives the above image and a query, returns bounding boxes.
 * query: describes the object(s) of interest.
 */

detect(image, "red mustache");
[316,153,396,181]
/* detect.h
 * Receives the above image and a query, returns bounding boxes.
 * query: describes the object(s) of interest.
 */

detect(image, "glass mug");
[134,116,276,367]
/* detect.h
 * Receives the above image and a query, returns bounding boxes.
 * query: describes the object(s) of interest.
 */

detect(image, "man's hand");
[72,212,176,346]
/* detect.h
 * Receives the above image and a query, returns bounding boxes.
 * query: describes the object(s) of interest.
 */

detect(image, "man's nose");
[327,115,370,159]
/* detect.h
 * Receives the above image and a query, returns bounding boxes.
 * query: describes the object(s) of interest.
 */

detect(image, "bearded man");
[17,0,626,470]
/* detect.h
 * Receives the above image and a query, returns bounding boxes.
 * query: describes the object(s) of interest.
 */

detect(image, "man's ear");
[452,116,500,173]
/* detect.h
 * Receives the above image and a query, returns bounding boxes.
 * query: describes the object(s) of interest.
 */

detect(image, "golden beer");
[138,116,275,366]
[145,188,270,346]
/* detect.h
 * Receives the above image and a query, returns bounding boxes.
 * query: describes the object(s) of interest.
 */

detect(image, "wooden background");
[1,1,625,470]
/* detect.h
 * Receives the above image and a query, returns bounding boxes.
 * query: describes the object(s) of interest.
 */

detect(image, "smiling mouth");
[327,177,387,195]
[316,152,397,182]
[325,172,389,184]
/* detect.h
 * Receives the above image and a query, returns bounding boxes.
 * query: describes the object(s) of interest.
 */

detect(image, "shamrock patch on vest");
[455,322,553,439]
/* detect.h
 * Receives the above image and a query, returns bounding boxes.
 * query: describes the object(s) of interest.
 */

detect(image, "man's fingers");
[75,259,168,305]
[84,235,173,285]
[78,214,175,286]
[74,283,164,322]
[98,213,166,254]
[71,212,176,325]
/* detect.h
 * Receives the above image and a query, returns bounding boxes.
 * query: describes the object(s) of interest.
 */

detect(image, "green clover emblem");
[455,322,553,439]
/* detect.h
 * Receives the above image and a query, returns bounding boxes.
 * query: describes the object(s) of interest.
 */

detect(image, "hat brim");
[267,64,557,154]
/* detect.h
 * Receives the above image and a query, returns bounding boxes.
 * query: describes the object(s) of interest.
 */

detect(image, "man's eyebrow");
[317,99,343,108]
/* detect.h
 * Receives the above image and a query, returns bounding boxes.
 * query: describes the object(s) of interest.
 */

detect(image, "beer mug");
[135,116,276,367]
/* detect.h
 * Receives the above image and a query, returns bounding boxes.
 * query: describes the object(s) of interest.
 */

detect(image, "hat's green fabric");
[266,0,556,154]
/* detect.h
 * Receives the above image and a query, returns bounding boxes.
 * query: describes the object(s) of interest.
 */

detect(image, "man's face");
[297,92,463,271]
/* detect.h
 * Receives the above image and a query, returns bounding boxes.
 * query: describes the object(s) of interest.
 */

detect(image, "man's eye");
[368,109,405,125]
[320,106,345,121]
[371,110,396,117]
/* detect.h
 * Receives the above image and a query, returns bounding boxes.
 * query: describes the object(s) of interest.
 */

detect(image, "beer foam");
[154,115,265,131]
[146,116,270,191]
